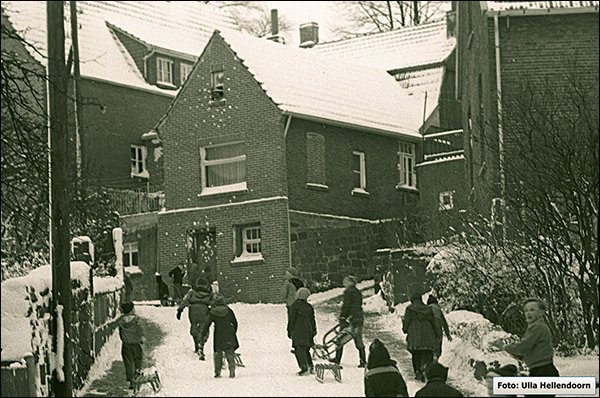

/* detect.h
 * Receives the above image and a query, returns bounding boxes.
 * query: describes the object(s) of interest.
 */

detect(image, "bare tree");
[329,1,450,39]
[206,1,294,39]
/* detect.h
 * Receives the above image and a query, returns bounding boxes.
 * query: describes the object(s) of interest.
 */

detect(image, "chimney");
[299,22,319,48]
[267,9,284,44]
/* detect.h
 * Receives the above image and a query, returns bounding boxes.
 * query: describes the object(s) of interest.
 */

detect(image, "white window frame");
[123,242,139,268]
[397,142,416,189]
[352,151,367,194]
[232,225,263,263]
[439,191,455,211]
[199,142,246,196]
[130,144,147,178]
[180,63,193,84]
[157,57,173,85]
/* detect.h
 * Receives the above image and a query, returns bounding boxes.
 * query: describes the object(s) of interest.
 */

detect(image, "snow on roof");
[216,29,425,138]
[312,20,455,73]
[485,1,599,12]
[1,1,239,95]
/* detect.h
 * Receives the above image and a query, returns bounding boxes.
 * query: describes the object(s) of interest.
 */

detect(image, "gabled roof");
[484,1,599,14]
[212,29,424,139]
[1,1,239,95]
[311,20,455,72]
[310,20,455,124]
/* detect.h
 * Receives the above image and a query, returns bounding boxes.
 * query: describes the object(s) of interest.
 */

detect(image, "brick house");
[1,1,239,300]
[311,14,467,239]
[455,1,599,216]
[151,29,426,303]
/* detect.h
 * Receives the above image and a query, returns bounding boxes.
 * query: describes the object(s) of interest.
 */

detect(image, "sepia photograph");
[1,1,598,396]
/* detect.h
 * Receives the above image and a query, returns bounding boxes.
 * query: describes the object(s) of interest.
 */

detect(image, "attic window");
[211,70,225,101]
[157,57,173,85]
[181,63,193,84]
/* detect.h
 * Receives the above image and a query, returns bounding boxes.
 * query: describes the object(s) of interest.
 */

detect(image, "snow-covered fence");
[1,260,124,396]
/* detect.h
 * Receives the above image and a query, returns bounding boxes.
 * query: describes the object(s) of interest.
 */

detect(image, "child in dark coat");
[202,293,239,378]
[402,291,439,381]
[287,287,316,376]
[177,277,213,360]
[427,295,452,358]
[331,275,366,367]
[364,339,408,397]
[118,301,145,389]
[414,360,463,397]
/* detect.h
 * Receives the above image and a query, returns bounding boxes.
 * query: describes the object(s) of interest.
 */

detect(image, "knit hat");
[427,295,438,305]
[295,287,311,300]
[286,267,300,278]
[425,360,448,381]
[121,301,134,314]
[487,364,519,378]
[367,339,392,369]
[343,275,357,285]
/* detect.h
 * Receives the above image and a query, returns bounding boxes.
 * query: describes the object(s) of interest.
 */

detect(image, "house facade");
[1,1,240,300]
[153,29,425,302]
[456,1,599,216]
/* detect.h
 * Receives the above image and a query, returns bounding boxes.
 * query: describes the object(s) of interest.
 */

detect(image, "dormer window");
[211,70,225,100]
[157,57,173,85]
[181,63,193,84]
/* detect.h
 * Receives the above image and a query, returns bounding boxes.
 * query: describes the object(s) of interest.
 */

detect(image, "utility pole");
[47,2,73,396]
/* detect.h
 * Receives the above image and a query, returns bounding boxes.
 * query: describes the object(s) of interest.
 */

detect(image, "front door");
[186,229,217,287]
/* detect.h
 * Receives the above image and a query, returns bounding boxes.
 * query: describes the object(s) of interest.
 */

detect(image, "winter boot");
[229,364,236,378]
[358,347,366,368]
[198,346,205,361]
[214,352,223,378]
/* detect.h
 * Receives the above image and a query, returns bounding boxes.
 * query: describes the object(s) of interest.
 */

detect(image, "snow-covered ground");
[77,282,599,397]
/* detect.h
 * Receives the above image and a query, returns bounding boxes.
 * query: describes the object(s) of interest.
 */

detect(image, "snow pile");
[74,328,122,396]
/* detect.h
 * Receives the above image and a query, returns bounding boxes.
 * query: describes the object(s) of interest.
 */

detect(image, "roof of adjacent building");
[181,29,425,139]
[484,1,599,13]
[1,1,239,95]
[310,20,455,125]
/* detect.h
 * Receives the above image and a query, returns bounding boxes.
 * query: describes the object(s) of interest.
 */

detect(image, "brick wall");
[78,79,173,189]
[286,118,420,220]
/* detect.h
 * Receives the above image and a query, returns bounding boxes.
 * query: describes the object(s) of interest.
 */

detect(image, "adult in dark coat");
[177,278,213,359]
[402,291,439,381]
[427,295,452,358]
[414,360,463,397]
[331,275,366,367]
[287,287,316,375]
[364,339,408,397]
[202,293,239,378]
[155,273,170,306]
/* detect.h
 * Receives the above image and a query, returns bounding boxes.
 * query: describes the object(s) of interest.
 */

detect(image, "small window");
[200,142,246,195]
[439,191,455,211]
[123,242,139,267]
[352,151,367,193]
[232,224,263,263]
[211,70,225,100]
[398,143,416,188]
[130,144,146,177]
[157,57,173,85]
[181,63,193,84]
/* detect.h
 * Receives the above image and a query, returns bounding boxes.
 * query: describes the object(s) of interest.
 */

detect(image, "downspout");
[143,48,156,80]
[283,114,293,267]
[494,13,506,241]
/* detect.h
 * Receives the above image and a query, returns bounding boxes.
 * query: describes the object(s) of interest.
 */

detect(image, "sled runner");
[314,363,343,383]
[312,322,353,361]
[221,352,245,370]
[131,368,161,396]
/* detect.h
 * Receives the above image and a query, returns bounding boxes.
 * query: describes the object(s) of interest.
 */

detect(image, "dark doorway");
[186,229,217,287]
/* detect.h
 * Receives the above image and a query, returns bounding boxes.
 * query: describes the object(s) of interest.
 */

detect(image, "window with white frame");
[200,142,246,194]
[157,57,173,85]
[352,151,367,193]
[130,144,146,176]
[211,70,225,100]
[439,191,455,211]
[180,63,193,84]
[398,142,416,188]
[232,224,262,262]
[123,242,139,267]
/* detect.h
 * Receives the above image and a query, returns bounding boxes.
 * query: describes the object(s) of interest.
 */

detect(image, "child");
[118,301,145,389]
[202,293,239,378]
[330,275,366,367]
[485,364,519,397]
[414,360,463,397]
[287,287,316,376]
[177,277,213,360]
[364,339,408,397]
[427,295,452,358]
[501,298,559,377]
